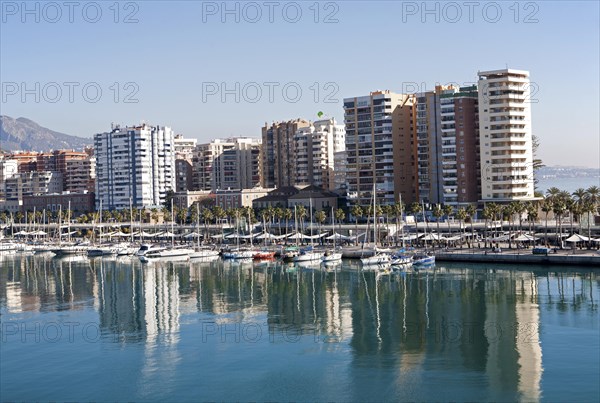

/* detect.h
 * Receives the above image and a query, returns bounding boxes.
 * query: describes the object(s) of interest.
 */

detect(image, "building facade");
[193,137,261,191]
[174,134,197,192]
[478,69,536,202]
[344,91,416,207]
[94,124,176,210]
[215,187,273,210]
[261,119,310,189]
[294,118,345,191]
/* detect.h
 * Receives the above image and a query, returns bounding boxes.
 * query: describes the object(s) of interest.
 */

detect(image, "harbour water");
[1,254,598,401]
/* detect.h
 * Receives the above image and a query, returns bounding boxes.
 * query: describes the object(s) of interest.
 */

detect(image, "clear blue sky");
[1,1,598,168]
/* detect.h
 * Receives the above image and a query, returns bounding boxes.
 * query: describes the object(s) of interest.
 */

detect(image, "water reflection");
[1,255,598,401]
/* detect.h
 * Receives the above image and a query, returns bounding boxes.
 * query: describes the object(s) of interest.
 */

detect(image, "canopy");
[325,233,351,241]
[515,233,539,242]
[420,233,444,241]
[13,230,30,236]
[565,234,590,243]
[256,233,278,239]
[159,231,177,238]
[30,230,47,236]
[183,232,201,239]
[137,231,156,237]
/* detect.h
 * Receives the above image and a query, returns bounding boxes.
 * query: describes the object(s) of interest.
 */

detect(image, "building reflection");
[0,254,95,313]
[2,255,598,401]
[93,258,181,344]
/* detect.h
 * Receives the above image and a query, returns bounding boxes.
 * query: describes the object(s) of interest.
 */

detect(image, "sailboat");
[139,199,193,262]
[293,198,323,263]
[222,209,254,259]
[360,184,390,265]
[190,203,220,259]
[322,207,342,263]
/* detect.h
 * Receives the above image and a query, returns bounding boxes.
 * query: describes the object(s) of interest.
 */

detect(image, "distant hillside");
[0,116,91,152]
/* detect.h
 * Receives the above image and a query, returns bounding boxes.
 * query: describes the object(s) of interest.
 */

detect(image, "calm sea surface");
[1,254,598,402]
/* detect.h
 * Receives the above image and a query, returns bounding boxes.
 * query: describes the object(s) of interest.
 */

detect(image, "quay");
[435,248,600,267]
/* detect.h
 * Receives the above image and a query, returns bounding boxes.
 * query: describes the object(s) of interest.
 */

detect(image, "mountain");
[0,116,91,152]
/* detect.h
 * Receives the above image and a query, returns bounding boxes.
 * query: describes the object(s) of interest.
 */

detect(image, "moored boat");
[360,253,391,266]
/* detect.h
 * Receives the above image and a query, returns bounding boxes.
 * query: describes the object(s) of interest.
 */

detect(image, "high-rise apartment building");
[478,69,535,201]
[193,137,261,191]
[173,134,197,192]
[437,85,481,206]
[416,86,446,204]
[344,91,416,206]
[94,124,176,210]
[294,118,345,190]
[261,119,310,188]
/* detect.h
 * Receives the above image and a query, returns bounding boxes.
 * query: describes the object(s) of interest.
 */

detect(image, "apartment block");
[261,119,310,188]
[193,137,261,191]
[4,171,63,204]
[94,124,176,210]
[7,150,95,194]
[294,118,345,190]
[344,90,416,207]
[478,69,536,201]
[174,134,197,192]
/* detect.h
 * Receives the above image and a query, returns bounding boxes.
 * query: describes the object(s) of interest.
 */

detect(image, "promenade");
[434,247,600,267]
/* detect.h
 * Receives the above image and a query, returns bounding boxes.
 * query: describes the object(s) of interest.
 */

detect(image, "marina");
[1,252,599,401]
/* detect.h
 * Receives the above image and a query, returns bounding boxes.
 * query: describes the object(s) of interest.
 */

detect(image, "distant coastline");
[536,166,599,194]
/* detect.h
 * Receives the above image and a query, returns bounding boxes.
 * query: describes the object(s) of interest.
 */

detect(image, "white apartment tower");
[294,118,345,190]
[94,124,176,210]
[478,69,535,201]
[193,137,261,191]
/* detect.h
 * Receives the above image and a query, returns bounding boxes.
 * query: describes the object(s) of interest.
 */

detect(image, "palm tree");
[504,203,516,248]
[443,204,453,239]
[334,208,345,237]
[392,201,404,246]
[466,204,476,248]
[314,210,327,245]
[582,201,596,246]
[350,205,363,245]
[455,207,467,248]
[513,200,527,236]
[15,211,24,224]
[200,207,213,242]
[552,197,566,248]
[539,200,551,246]
[282,208,292,243]
[585,185,600,211]
[212,205,226,238]
[482,205,494,248]
[177,206,188,225]
[525,202,538,238]
[296,204,307,237]
[432,204,443,248]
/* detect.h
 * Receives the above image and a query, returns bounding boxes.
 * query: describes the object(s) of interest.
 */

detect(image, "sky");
[1,1,599,168]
